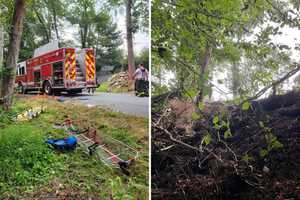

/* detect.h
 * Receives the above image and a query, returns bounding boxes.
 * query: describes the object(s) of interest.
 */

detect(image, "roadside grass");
[96,81,130,93]
[0,95,149,199]
[96,81,109,92]
[111,87,130,93]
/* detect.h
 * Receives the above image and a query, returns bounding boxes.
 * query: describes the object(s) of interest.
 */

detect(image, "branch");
[34,7,50,42]
[158,50,232,95]
[242,63,300,104]
[153,124,223,163]
[154,124,201,152]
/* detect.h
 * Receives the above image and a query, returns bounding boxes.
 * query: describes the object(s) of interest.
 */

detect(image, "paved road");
[64,92,149,117]
[25,92,149,117]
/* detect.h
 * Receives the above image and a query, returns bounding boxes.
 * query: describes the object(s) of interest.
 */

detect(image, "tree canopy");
[152,0,300,101]
[1,0,125,71]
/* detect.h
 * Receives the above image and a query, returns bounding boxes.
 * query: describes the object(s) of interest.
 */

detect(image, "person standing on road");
[132,64,149,96]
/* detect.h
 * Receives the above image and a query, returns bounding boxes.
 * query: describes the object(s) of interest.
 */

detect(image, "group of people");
[132,64,149,97]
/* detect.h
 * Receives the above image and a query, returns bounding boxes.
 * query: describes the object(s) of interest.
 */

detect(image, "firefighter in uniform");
[132,64,149,97]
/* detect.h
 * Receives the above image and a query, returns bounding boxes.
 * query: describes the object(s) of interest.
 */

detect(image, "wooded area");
[152,0,300,199]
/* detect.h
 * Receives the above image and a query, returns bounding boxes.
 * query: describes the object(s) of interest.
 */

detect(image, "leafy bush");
[0,124,64,192]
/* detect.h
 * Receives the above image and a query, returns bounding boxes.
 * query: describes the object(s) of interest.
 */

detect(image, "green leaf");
[259,149,268,157]
[271,140,283,150]
[242,154,254,163]
[198,102,205,110]
[221,120,227,128]
[242,101,250,110]
[191,112,200,120]
[224,130,232,139]
[184,88,198,99]
[203,134,212,146]
[259,121,264,128]
[213,116,219,124]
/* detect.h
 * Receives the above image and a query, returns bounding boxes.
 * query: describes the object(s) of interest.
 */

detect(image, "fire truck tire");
[43,81,52,95]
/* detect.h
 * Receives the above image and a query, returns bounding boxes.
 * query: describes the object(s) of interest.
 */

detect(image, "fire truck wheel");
[43,81,52,95]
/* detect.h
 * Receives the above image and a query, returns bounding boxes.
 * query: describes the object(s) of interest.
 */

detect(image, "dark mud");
[152,91,300,200]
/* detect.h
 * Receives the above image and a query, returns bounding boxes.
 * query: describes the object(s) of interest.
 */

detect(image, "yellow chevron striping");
[85,53,95,80]
[87,52,93,59]
[71,53,75,60]
[89,67,95,74]
[86,56,92,64]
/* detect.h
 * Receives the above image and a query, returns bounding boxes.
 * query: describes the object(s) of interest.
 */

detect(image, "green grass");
[96,81,130,93]
[96,81,109,92]
[0,124,65,195]
[0,95,149,199]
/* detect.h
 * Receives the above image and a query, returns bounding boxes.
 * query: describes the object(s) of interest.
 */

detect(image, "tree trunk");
[34,9,50,42]
[1,0,26,110]
[272,85,277,96]
[80,3,88,48]
[82,24,88,48]
[126,0,135,86]
[194,44,212,105]
[0,24,3,69]
[231,62,241,98]
[0,24,3,96]
[51,4,59,41]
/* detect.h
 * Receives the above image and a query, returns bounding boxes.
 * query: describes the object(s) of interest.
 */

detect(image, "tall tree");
[126,0,134,81]
[94,11,123,70]
[0,14,4,72]
[152,0,300,102]
[108,0,149,85]
[67,0,123,69]
[67,0,96,48]
[31,0,66,42]
[1,0,26,110]
[0,3,9,90]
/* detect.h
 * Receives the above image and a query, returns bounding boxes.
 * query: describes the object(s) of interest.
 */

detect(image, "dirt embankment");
[152,91,300,200]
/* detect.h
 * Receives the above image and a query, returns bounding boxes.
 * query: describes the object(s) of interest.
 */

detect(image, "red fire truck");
[15,47,97,95]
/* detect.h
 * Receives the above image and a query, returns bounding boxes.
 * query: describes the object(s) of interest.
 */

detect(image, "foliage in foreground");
[0,95,149,199]
[0,124,64,193]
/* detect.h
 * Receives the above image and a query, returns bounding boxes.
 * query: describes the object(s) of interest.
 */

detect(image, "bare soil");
[152,91,300,200]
